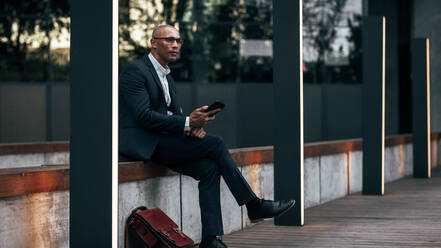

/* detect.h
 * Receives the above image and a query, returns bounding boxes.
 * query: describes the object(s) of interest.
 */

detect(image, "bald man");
[119,25,295,248]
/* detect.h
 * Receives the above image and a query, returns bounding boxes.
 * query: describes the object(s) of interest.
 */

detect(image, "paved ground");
[222,168,441,247]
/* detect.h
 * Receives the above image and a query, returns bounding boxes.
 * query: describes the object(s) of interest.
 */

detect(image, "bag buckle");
[173,228,187,239]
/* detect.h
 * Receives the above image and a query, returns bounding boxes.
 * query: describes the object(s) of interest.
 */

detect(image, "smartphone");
[204,101,225,116]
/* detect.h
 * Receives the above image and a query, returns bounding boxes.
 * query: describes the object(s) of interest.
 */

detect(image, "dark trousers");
[151,134,256,238]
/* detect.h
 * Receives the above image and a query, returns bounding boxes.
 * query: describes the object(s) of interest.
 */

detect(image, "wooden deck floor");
[223,168,441,247]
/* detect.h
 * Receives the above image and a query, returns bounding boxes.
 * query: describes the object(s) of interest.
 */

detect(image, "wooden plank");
[0,135,438,198]
[0,165,69,198]
[304,139,362,157]
[0,164,69,176]
[230,146,274,166]
[0,141,69,155]
[0,162,178,198]
[223,168,441,247]
[384,134,412,147]
[118,161,177,182]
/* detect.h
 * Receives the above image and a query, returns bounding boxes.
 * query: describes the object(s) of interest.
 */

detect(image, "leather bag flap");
[137,208,194,247]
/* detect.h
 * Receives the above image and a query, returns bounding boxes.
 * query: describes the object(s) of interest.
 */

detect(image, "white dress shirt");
[148,53,190,130]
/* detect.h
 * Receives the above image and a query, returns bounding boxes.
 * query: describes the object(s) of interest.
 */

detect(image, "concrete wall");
[119,175,181,247]
[0,191,70,248]
[0,151,69,169]
[2,140,439,247]
[413,0,441,133]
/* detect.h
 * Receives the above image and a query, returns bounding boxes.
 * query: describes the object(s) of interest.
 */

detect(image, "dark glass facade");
[0,0,363,144]
[119,0,362,84]
[0,0,70,82]
[0,0,362,84]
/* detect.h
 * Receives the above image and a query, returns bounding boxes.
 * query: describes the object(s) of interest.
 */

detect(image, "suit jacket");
[119,53,186,160]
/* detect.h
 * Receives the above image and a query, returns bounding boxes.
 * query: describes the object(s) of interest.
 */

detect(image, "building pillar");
[70,0,119,246]
[412,38,431,178]
[362,16,386,195]
[273,0,304,226]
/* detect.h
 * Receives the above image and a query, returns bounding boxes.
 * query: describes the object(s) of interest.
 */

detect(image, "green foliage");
[0,0,69,82]
[303,0,347,83]
[118,0,273,83]
[347,14,362,83]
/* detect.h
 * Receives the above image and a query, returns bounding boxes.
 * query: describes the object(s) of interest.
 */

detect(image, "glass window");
[0,0,70,82]
[303,0,362,84]
[0,0,70,143]
[119,0,273,84]
[118,0,362,84]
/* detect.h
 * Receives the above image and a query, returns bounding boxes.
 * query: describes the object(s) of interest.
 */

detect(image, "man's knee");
[199,159,220,183]
[205,135,227,151]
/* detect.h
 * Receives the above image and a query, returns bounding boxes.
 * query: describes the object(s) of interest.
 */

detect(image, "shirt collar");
[148,52,171,76]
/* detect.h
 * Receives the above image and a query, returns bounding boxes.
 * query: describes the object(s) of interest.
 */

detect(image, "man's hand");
[187,127,206,139]
[189,106,220,128]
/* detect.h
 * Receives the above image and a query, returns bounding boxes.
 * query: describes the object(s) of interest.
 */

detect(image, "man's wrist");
[184,116,190,131]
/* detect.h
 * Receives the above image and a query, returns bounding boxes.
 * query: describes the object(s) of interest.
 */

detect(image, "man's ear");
[150,39,156,49]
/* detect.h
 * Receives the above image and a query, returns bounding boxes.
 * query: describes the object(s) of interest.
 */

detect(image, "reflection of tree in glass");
[347,14,362,83]
[0,0,69,81]
[118,0,274,83]
[303,0,346,83]
[118,0,193,81]
[204,1,239,83]
[239,1,273,83]
[240,1,272,39]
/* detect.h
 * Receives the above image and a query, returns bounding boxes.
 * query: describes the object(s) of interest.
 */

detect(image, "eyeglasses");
[153,37,184,45]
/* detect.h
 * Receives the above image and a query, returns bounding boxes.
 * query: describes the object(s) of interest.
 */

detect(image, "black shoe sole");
[249,200,296,223]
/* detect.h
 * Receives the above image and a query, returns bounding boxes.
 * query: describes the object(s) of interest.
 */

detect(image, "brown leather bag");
[125,206,195,248]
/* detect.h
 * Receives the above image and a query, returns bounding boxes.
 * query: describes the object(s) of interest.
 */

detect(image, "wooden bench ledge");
[0,142,69,155]
[1,133,437,156]
[0,165,70,198]
[0,162,177,198]
[1,133,439,198]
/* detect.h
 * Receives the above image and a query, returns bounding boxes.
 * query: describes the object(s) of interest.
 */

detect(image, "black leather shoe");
[247,199,296,223]
[199,237,228,248]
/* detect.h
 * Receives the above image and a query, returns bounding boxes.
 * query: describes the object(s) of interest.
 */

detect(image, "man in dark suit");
[119,24,295,248]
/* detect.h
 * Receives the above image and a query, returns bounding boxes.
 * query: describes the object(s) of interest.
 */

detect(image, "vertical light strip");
[112,0,119,246]
[299,0,304,225]
[426,38,431,178]
[381,16,386,195]
[347,151,351,193]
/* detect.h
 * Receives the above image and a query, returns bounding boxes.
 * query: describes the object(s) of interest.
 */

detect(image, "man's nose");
[171,41,179,48]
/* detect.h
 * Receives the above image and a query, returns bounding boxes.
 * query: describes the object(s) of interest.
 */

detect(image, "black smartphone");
[204,101,225,116]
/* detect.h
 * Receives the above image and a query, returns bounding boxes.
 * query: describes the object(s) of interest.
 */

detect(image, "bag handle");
[132,206,147,214]
[124,215,132,248]
[125,206,148,248]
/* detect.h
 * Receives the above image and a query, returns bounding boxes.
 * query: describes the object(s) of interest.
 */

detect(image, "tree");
[0,0,69,81]
[118,0,192,80]
[303,0,347,83]
[117,0,274,83]
[347,14,362,83]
